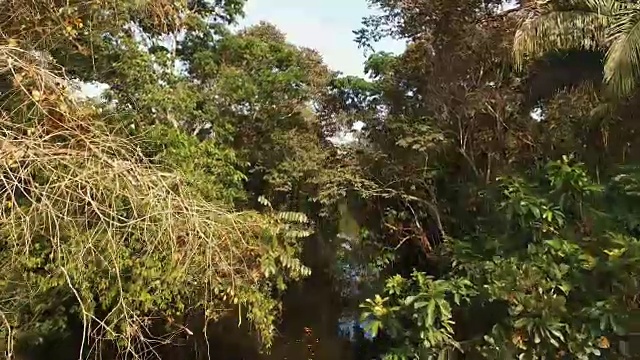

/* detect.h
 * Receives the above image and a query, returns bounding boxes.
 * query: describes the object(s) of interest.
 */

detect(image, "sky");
[237,0,406,77]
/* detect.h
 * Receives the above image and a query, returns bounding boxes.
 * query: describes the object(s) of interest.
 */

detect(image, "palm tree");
[513,0,640,98]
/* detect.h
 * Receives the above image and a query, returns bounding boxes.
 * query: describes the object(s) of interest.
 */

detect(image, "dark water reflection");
[259,236,374,360]
[264,276,357,360]
[203,270,369,360]
[264,272,378,357]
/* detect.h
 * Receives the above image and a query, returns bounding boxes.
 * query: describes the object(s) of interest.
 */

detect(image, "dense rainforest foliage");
[4,0,640,359]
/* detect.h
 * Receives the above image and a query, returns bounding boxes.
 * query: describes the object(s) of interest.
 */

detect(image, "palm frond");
[513,0,617,69]
[603,4,640,97]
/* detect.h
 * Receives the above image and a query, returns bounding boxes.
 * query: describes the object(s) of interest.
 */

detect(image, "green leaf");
[257,195,271,207]
[414,301,429,309]
[364,319,382,339]
[438,350,448,360]
[404,295,417,306]
[530,205,541,219]
[427,300,436,325]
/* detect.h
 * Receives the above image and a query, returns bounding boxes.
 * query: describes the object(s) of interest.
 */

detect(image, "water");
[242,234,377,360]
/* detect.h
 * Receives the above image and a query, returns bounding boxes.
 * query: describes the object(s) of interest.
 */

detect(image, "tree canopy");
[4,0,640,359]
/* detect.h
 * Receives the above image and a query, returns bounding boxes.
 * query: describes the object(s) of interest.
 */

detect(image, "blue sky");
[238,0,406,77]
